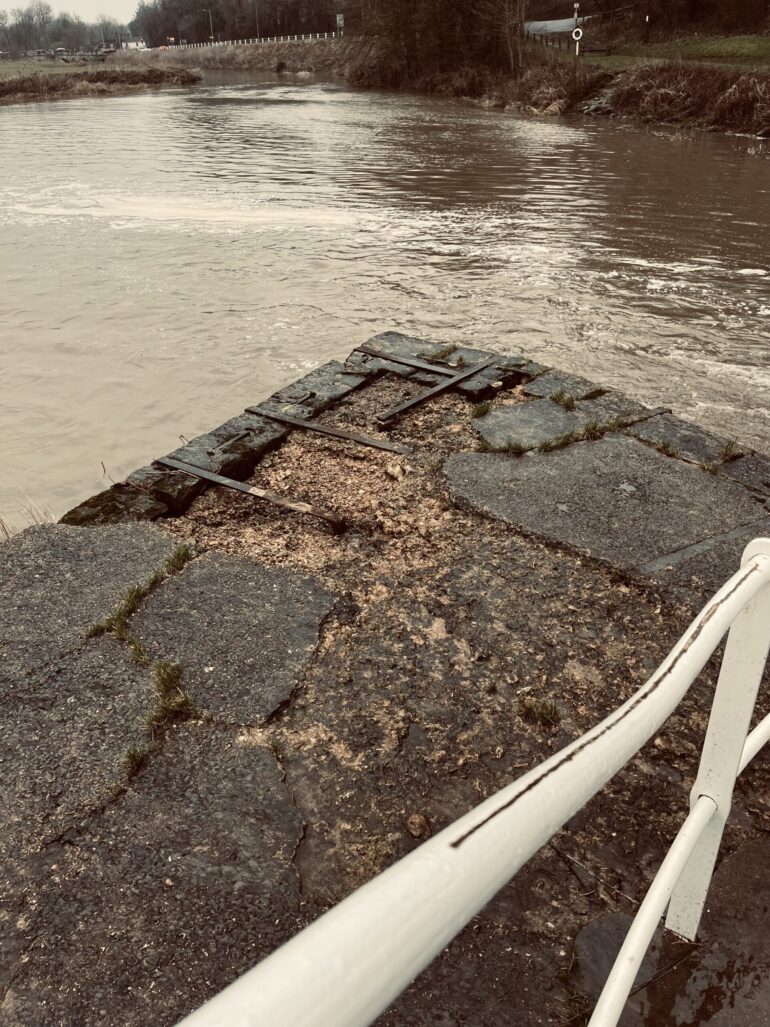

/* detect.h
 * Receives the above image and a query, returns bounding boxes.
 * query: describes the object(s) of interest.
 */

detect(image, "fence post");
[666,538,770,940]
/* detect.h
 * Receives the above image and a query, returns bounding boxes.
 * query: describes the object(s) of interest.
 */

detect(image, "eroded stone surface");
[719,453,770,495]
[523,370,603,400]
[1,636,151,859]
[61,483,168,526]
[473,399,588,450]
[0,523,176,686]
[128,465,205,515]
[578,391,661,425]
[625,413,737,465]
[132,552,335,723]
[165,412,287,479]
[445,435,765,570]
[2,725,304,1027]
[646,515,770,608]
[266,360,367,414]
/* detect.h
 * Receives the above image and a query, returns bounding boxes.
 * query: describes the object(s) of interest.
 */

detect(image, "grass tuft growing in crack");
[657,440,679,458]
[422,342,458,364]
[147,661,195,735]
[551,390,576,412]
[471,400,494,419]
[124,745,149,778]
[720,440,741,462]
[86,543,194,645]
[518,695,561,728]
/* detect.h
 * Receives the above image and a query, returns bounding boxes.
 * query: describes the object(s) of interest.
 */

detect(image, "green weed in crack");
[518,695,561,728]
[86,543,194,645]
[472,400,494,419]
[551,390,576,412]
[147,661,195,735]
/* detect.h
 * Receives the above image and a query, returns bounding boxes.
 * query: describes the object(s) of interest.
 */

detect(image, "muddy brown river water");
[0,73,768,531]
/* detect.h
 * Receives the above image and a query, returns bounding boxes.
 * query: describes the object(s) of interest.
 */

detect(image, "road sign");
[572,27,583,41]
[336,13,344,28]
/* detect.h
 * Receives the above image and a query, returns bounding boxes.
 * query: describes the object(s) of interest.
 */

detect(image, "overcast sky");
[57,0,137,25]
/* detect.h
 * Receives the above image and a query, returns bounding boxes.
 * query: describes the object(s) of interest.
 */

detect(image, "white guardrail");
[178,537,770,1027]
[150,32,340,51]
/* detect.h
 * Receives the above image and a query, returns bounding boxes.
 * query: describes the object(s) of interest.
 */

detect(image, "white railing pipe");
[667,537,770,938]
[589,679,770,1026]
[178,549,770,1027]
[587,794,716,1025]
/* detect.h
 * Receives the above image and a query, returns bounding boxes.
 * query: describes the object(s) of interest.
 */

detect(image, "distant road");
[524,16,590,33]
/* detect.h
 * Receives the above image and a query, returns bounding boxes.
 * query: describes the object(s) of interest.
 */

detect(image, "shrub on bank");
[508,60,608,115]
[611,64,770,135]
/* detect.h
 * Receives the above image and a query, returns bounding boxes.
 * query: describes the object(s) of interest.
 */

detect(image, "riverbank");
[0,64,200,105]
[3,334,770,1024]
[121,37,770,135]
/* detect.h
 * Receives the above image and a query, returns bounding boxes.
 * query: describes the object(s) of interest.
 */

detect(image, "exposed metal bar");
[376,358,497,423]
[156,457,345,534]
[177,542,770,1027]
[246,407,411,456]
[356,344,458,377]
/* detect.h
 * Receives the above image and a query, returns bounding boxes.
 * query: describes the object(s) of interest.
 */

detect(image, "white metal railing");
[178,537,770,1027]
[148,32,341,52]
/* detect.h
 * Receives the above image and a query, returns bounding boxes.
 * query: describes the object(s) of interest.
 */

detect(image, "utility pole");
[203,7,213,41]
[254,0,260,38]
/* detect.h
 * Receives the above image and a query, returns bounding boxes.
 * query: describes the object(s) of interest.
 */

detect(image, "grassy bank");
[582,33,770,73]
[118,36,769,135]
[114,36,375,76]
[607,63,770,135]
[0,63,200,105]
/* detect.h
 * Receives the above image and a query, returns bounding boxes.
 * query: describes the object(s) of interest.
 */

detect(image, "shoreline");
[115,36,770,138]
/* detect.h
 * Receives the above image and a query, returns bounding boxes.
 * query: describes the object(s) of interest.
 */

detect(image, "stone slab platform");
[4,332,770,1026]
[445,434,767,584]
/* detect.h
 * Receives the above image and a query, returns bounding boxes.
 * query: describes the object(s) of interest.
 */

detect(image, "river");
[1,72,768,531]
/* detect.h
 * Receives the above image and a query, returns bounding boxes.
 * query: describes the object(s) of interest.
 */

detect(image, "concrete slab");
[132,553,334,723]
[444,435,766,570]
[719,453,770,495]
[575,839,770,1025]
[0,523,177,687]
[2,724,304,1027]
[1,636,151,858]
[473,399,588,450]
[578,391,661,425]
[523,370,603,400]
[625,413,736,466]
[644,515,770,608]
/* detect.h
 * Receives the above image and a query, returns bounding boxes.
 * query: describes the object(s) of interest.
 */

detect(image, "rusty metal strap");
[356,344,459,377]
[376,358,497,423]
[247,407,411,456]
[156,457,345,533]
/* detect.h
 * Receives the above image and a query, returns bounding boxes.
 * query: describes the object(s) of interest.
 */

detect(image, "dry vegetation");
[0,64,200,104]
[611,62,770,135]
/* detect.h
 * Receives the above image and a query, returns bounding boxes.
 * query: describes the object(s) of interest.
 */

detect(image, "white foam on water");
[8,191,360,230]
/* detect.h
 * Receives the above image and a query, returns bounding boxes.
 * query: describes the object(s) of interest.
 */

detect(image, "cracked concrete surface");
[5,335,770,1026]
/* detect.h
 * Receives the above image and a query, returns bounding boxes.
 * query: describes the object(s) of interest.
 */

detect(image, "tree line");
[3,0,766,57]
[0,2,129,51]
